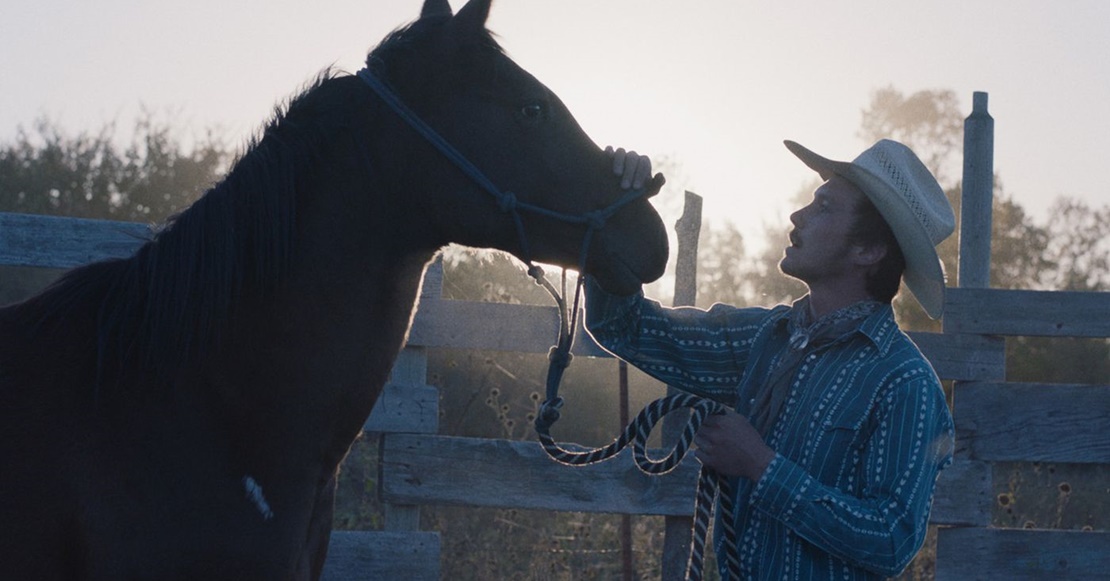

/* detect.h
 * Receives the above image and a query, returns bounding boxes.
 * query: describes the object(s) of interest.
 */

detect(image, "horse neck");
[213,153,440,471]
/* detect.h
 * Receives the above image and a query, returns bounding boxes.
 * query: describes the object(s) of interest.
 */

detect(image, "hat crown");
[851,139,955,245]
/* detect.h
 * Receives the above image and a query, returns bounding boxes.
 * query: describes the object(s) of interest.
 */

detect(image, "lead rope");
[529,271,742,581]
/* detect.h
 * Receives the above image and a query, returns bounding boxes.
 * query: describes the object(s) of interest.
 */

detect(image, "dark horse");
[0,0,668,578]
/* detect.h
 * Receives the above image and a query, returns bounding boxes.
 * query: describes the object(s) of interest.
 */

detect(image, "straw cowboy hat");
[784,139,956,319]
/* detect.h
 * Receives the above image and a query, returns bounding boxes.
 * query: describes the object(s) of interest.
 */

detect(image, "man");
[591,140,956,579]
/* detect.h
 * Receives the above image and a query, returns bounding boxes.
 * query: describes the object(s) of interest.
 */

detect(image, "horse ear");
[453,0,492,31]
[420,0,453,19]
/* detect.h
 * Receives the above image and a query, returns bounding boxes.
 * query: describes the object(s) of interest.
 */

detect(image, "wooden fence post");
[661,191,703,580]
[958,91,994,289]
[381,258,444,533]
[936,91,997,580]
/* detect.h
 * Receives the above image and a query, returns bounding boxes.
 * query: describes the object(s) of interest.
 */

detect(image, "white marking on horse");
[242,475,274,521]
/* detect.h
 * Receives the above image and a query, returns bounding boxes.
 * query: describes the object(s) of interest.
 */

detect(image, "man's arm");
[584,279,771,407]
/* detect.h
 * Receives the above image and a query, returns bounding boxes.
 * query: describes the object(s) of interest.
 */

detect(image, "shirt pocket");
[808,418,868,489]
[820,417,861,445]
[817,412,870,457]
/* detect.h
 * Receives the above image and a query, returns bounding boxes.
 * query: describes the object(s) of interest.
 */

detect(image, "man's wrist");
[747,446,777,481]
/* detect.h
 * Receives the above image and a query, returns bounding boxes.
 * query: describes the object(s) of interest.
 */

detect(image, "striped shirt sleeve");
[584,280,768,407]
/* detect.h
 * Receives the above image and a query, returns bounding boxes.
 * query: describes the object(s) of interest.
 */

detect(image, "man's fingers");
[605,146,656,190]
[632,155,652,189]
[608,147,627,177]
[694,432,708,450]
[619,150,638,188]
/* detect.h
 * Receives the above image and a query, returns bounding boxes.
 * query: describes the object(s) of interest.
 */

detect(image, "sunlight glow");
[2,0,1108,256]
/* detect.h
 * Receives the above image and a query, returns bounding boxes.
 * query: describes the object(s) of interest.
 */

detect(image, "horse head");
[367,0,669,295]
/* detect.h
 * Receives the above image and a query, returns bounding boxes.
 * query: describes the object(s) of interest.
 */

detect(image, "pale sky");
[3,0,1109,252]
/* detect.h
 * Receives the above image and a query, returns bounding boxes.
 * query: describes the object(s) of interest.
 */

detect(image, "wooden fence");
[1,92,1107,579]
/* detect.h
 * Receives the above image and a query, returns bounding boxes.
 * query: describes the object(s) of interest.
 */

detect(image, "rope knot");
[534,397,564,431]
[498,191,518,213]
[527,264,546,282]
[583,210,607,230]
[547,345,573,368]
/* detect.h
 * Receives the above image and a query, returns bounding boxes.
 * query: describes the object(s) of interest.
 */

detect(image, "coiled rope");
[528,270,742,581]
[535,392,742,580]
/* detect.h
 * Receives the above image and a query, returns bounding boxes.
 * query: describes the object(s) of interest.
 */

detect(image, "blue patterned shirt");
[584,282,954,580]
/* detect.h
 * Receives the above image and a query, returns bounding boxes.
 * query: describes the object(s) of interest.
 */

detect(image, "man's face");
[779,176,868,286]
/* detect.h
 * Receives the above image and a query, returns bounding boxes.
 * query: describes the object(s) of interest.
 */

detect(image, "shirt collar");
[775,296,897,355]
[857,302,899,355]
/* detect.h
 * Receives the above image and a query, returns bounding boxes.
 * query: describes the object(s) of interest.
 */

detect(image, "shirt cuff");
[584,278,642,338]
[750,453,816,525]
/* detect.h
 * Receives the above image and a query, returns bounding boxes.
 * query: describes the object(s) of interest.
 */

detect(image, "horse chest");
[78,454,325,580]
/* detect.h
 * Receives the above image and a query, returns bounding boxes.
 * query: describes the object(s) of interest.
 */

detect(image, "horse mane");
[16,70,346,392]
[13,16,505,396]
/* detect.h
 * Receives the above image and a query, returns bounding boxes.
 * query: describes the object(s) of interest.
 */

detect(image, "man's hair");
[849,196,906,303]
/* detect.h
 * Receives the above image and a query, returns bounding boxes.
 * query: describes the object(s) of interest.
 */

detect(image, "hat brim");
[784,140,946,319]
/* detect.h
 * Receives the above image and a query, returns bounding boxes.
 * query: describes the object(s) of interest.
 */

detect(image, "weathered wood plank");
[954,382,1110,463]
[364,383,439,435]
[381,434,700,515]
[935,528,1110,580]
[908,331,1005,382]
[931,460,992,527]
[380,344,434,531]
[322,531,439,581]
[419,258,443,299]
[380,434,985,524]
[0,212,148,268]
[407,298,610,357]
[944,287,1110,338]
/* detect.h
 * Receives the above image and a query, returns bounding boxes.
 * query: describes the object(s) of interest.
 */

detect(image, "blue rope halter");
[356,69,647,271]
[357,67,648,428]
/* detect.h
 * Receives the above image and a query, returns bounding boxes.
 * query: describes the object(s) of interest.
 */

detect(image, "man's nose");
[789,208,804,227]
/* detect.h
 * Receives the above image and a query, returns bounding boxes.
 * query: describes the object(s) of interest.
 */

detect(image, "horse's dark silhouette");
[0,0,668,578]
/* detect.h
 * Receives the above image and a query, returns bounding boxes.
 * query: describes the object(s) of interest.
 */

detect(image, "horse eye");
[520,103,544,120]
